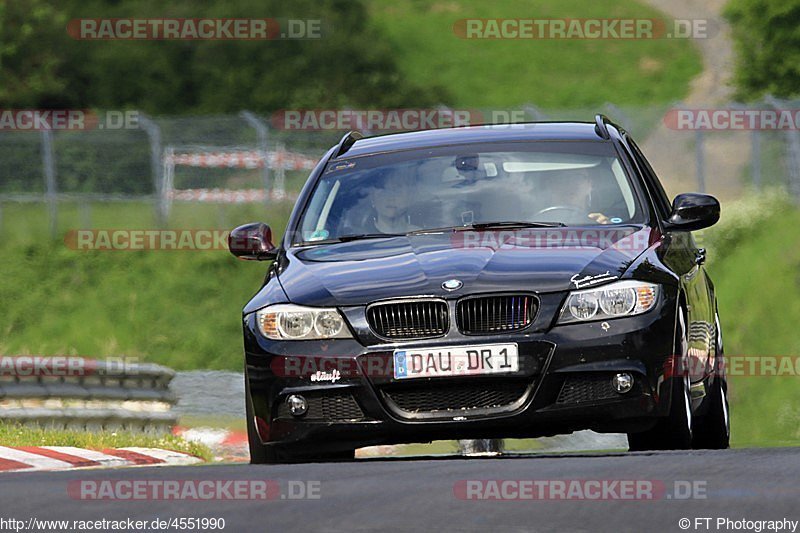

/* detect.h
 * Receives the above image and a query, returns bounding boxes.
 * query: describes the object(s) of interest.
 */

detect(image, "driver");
[541,167,610,224]
[364,168,421,234]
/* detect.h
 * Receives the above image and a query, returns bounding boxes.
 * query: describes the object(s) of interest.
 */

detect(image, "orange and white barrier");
[165,149,317,171]
[0,446,201,473]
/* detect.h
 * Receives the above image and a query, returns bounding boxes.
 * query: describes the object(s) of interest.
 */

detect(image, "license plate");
[393,343,518,380]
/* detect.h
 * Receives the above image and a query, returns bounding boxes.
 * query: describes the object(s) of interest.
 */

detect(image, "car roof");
[337,122,612,159]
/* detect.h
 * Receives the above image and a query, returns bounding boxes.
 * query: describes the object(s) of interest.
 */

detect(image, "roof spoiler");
[594,114,612,139]
[333,130,363,158]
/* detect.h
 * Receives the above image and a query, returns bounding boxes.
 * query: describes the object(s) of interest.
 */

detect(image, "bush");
[700,188,792,262]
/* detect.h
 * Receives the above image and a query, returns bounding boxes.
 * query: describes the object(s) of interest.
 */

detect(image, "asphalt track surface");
[2,448,799,533]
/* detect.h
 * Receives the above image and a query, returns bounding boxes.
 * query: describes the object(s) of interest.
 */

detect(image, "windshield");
[294,141,644,244]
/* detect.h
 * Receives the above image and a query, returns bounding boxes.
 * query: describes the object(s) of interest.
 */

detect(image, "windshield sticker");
[570,271,618,289]
[308,229,330,241]
[327,160,356,173]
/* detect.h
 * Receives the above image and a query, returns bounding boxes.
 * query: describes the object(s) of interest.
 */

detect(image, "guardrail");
[0,357,177,433]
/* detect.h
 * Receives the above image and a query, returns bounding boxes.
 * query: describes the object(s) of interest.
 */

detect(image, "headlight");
[255,304,353,340]
[558,280,659,324]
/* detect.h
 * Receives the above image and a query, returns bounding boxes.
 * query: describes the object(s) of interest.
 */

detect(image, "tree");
[0,0,72,107]
[725,0,800,100]
[0,0,448,112]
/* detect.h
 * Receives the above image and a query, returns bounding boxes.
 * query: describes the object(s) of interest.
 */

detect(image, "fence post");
[240,111,272,202]
[766,96,800,200]
[79,202,92,229]
[274,142,286,198]
[695,130,706,193]
[41,129,58,239]
[751,129,761,191]
[162,146,175,218]
[784,129,800,200]
[138,114,166,226]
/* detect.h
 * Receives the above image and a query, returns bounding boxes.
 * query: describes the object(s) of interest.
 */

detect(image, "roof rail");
[594,114,611,139]
[333,131,363,158]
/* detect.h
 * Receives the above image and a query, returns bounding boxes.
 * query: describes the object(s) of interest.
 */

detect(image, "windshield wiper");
[299,223,566,244]
[296,233,405,246]
[465,221,567,229]
[407,221,565,235]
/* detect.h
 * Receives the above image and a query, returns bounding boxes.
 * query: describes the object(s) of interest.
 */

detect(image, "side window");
[626,137,672,219]
[300,179,338,239]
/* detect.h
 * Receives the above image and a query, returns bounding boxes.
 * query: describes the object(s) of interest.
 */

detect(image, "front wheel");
[692,312,730,449]
[628,309,693,451]
[627,375,693,451]
[691,376,730,449]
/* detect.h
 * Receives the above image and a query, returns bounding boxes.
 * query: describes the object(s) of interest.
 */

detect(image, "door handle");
[695,248,706,265]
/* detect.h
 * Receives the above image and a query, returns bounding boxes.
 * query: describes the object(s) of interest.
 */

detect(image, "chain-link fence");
[1,101,799,238]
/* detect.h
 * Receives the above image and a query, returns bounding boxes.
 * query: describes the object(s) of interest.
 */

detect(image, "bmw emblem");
[442,279,463,291]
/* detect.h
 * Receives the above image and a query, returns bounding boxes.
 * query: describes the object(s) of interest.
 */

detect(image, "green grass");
[0,201,292,370]
[367,0,702,109]
[0,422,212,461]
[705,205,800,447]
[178,415,246,433]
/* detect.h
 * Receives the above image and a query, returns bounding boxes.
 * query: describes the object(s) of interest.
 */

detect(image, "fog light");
[612,373,633,394]
[287,395,308,416]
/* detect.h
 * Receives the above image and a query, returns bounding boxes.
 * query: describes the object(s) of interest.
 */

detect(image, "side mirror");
[665,193,720,231]
[229,223,278,260]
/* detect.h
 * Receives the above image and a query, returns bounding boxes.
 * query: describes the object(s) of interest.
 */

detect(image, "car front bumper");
[244,293,678,453]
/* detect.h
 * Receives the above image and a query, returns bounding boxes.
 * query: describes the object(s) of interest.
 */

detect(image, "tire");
[628,308,694,451]
[691,376,730,449]
[628,375,693,451]
[692,312,730,449]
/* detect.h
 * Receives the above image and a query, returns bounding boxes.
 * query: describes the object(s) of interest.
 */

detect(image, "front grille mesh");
[383,381,529,415]
[457,295,536,334]
[276,393,364,421]
[556,374,620,404]
[367,300,448,339]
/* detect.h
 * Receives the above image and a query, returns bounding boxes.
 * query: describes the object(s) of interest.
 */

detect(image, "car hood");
[278,226,658,306]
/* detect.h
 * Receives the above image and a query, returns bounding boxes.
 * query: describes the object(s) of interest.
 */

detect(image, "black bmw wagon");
[229,116,729,463]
